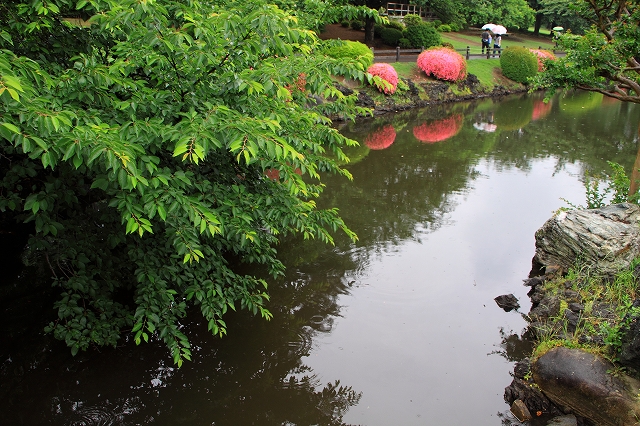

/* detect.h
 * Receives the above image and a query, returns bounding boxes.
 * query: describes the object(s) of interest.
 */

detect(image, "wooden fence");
[372,46,564,63]
[385,3,437,20]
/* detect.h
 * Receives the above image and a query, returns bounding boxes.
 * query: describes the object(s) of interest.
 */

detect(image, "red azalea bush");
[364,125,396,150]
[530,49,556,72]
[367,63,399,94]
[416,48,467,82]
[412,114,463,143]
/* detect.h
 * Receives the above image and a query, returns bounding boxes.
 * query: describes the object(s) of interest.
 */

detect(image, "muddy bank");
[333,70,526,119]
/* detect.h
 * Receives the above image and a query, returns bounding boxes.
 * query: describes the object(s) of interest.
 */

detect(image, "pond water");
[2,91,640,426]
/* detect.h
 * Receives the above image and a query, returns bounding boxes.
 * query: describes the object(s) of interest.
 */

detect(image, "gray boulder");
[534,203,640,275]
[532,347,640,426]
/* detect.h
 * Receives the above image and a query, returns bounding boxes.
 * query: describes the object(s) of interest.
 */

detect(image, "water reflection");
[1,91,639,425]
[412,114,463,143]
[363,124,396,150]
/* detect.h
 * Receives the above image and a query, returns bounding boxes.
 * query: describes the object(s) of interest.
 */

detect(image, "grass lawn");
[441,31,556,53]
[391,59,518,90]
[391,58,512,91]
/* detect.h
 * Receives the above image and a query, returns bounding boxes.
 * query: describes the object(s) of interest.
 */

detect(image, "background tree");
[454,0,535,30]
[0,0,370,365]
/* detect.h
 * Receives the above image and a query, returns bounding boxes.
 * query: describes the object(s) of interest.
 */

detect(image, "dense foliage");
[416,47,467,82]
[500,46,539,84]
[367,63,399,94]
[0,0,371,364]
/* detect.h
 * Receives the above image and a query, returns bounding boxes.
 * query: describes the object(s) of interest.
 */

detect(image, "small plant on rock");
[416,47,467,82]
[367,63,399,94]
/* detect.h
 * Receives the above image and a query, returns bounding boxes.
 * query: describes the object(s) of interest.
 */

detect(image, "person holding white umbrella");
[493,33,502,56]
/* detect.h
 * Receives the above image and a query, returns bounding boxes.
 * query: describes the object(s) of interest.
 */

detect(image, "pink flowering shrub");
[416,48,467,82]
[364,125,396,150]
[367,63,399,94]
[412,114,463,143]
[530,49,556,72]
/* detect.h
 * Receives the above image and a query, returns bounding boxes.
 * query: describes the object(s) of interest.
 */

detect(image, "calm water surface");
[2,91,639,425]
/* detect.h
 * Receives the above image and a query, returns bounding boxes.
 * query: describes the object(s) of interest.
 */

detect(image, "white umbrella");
[491,25,507,35]
[482,24,496,31]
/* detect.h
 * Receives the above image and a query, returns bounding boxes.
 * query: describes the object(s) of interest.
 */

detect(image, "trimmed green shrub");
[432,20,442,27]
[399,38,412,49]
[321,40,374,69]
[448,22,461,32]
[341,20,350,28]
[381,27,404,46]
[441,41,454,49]
[438,24,451,32]
[374,23,385,37]
[386,20,405,31]
[403,14,423,27]
[405,22,441,49]
[350,20,364,31]
[500,46,538,84]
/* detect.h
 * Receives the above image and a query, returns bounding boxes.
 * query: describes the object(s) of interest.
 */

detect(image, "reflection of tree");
[4,242,362,426]
[494,94,533,130]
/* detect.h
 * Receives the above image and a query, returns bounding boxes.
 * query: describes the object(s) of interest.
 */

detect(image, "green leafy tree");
[0,0,369,365]
[456,0,535,30]
[534,0,640,195]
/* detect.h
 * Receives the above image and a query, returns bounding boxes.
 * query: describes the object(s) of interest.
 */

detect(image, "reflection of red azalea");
[532,99,553,121]
[364,125,396,150]
[412,114,463,143]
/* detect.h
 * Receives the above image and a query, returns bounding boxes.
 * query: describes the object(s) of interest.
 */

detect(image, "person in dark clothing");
[481,30,491,53]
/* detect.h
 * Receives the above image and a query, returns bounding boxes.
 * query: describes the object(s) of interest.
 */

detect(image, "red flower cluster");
[529,49,556,72]
[364,125,396,150]
[416,48,467,82]
[412,114,463,143]
[532,99,553,121]
[285,72,307,94]
[367,63,399,94]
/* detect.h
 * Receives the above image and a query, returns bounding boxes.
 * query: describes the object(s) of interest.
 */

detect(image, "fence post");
[396,46,400,62]
[486,49,490,59]
[466,46,469,60]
